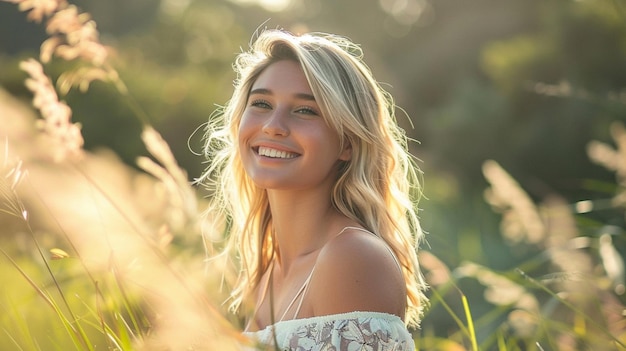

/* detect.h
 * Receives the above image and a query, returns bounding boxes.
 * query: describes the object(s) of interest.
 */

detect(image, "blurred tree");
[380,0,543,185]
[4,0,625,192]
[71,0,160,35]
[480,0,626,197]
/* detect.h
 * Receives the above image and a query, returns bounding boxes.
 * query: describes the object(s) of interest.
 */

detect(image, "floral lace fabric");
[243,311,415,351]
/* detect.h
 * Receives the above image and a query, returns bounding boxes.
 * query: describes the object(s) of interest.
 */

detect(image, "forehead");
[250,60,313,96]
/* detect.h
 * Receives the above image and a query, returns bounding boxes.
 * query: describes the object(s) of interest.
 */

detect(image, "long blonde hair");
[199,29,427,328]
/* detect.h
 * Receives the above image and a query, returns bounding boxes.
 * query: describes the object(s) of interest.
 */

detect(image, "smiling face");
[238,60,351,191]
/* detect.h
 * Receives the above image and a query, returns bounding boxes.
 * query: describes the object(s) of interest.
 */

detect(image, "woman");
[200,29,427,350]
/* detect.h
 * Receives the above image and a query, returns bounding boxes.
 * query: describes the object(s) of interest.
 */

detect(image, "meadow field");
[0,0,625,350]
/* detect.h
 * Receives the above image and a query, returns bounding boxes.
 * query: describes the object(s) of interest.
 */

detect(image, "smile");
[257,146,299,159]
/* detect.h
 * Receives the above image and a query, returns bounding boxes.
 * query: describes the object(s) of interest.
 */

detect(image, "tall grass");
[0,1,244,350]
[413,156,626,350]
[0,1,625,350]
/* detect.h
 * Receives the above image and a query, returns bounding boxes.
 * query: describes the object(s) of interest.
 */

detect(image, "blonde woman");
[200,29,428,350]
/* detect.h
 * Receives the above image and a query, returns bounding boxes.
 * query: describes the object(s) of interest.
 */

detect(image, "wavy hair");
[199,29,427,327]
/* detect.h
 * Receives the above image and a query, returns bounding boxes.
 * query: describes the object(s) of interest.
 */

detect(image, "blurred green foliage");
[2,0,624,189]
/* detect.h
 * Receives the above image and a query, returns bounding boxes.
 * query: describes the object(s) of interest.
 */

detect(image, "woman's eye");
[296,106,318,115]
[250,99,271,109]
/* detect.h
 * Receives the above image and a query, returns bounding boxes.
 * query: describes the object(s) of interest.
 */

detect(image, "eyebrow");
[249,88,316,102]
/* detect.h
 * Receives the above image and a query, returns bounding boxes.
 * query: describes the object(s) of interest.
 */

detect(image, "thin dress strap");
[283,226,376,321]
[278,266,315,322]
[266,226,403,323]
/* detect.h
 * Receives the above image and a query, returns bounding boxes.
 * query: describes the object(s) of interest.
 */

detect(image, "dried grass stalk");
[482,159,546,244]
[19,58,84,162]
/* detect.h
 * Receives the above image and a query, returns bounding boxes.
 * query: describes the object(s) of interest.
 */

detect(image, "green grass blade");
[461,294,478,351]
[429,288,471,337]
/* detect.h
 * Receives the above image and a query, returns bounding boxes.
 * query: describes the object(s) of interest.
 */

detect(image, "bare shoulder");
[308,228,407,318]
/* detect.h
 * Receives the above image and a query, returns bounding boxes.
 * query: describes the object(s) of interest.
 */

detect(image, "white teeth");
[258,146,297,159]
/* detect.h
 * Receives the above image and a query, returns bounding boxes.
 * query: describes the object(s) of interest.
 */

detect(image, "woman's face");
[238,60,351,191]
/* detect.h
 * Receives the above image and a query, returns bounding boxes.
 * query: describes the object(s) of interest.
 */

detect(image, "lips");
[257,146,299,159]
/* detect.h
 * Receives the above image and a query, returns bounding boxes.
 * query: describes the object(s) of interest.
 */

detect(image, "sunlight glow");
[259,0,291,12]
[229,0,291,12]
[160,0,192,16]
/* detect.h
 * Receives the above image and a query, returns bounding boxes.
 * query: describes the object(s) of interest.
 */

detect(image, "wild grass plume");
[1,1,243,350]
[20,58,83,162]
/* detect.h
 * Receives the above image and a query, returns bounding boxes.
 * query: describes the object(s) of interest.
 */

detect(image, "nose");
[262,108,289,136]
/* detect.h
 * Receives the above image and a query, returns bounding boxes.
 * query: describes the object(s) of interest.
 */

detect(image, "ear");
[338,140,352,161]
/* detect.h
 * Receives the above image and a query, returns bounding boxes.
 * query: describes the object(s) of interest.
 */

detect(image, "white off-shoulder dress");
[243,311,415,350]
[242,228,415,350]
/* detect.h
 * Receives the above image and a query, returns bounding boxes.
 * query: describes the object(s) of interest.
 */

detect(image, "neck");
[267,188,343,274]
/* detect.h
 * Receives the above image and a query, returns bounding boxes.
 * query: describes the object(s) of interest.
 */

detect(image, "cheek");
[314,128,343,156]
[237,114,254,146]
[237,119,253,174]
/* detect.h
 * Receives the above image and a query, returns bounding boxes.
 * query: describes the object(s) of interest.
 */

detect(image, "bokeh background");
[1,0,625,350]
